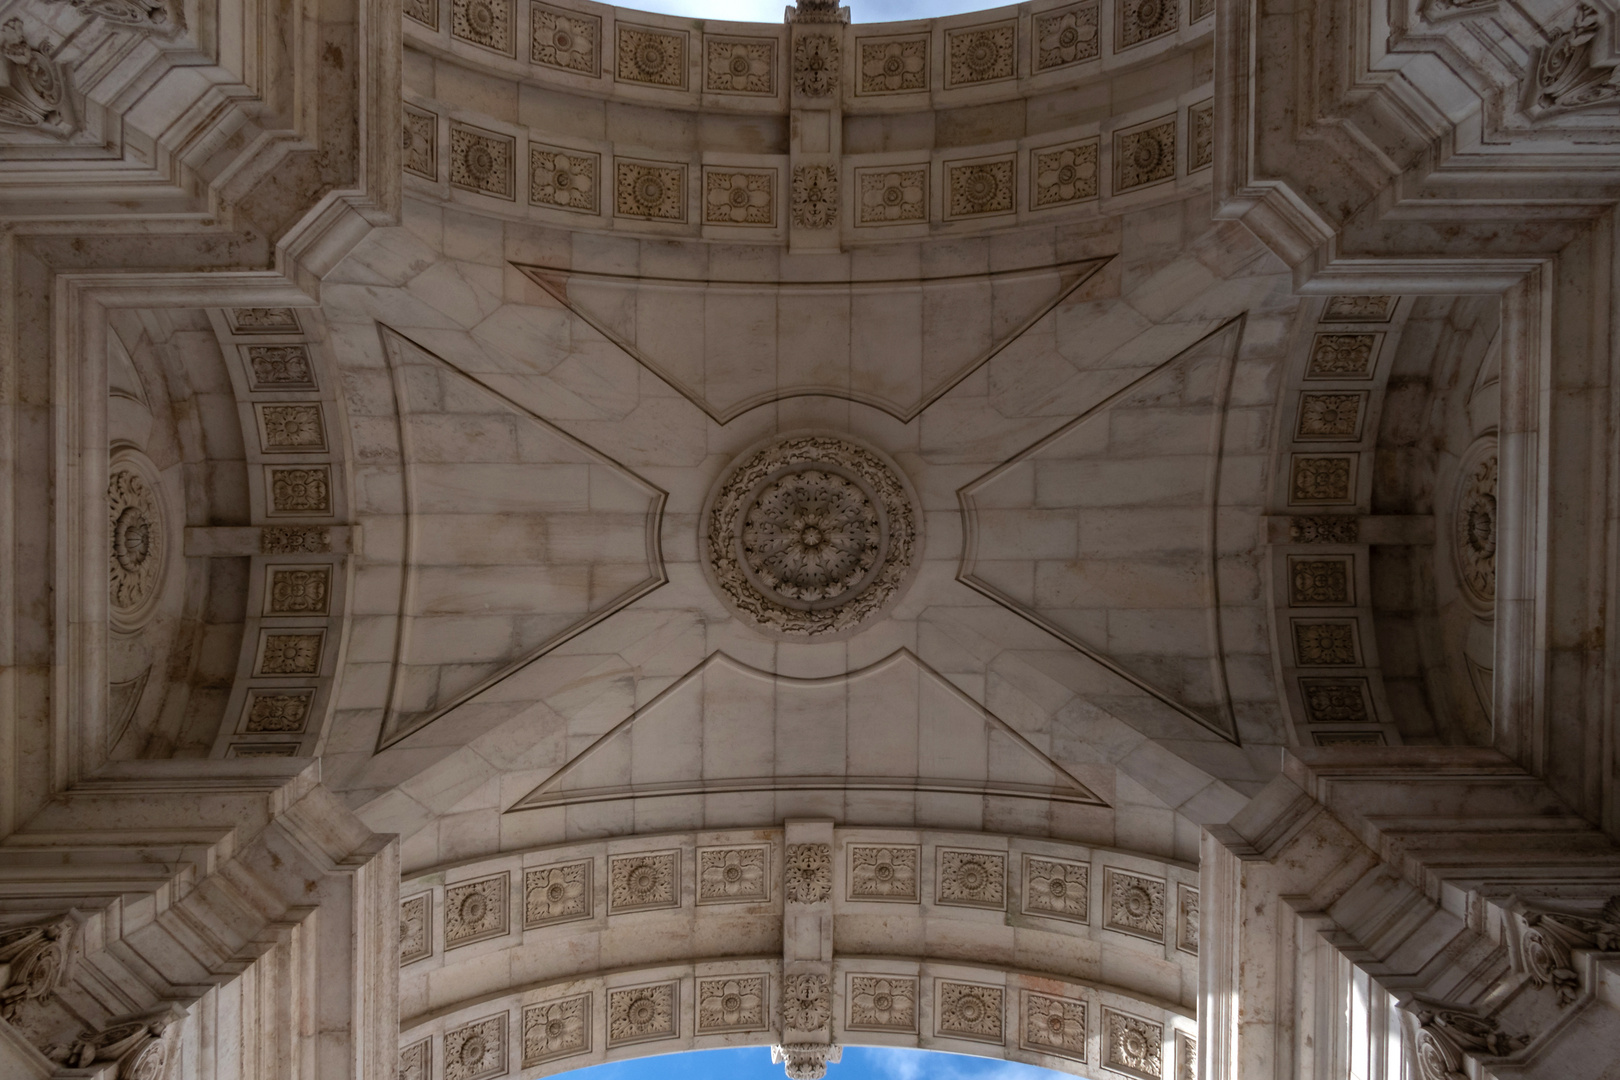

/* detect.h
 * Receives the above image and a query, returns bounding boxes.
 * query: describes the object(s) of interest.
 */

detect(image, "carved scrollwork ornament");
[48,0,183,35]
[55,1017,169,1079]
[0,914,74,1021]
[1405,1003,1528,1080]
[108,448,169,632]
[1527,3,1620,117]
[772,1043,842,1080]
[1518,895,1620,1006]
[1450,436,1497,615]
[0,18,76,139]
[703,433,921,638]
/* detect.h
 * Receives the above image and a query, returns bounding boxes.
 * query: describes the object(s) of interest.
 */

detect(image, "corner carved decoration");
[782,973,832,1031]
[108,449,167,633]
[791,165,837,229]
[1515,896,1620,1006]
[0,18,74,139]
[784,843,832,903]
[0,915,73,1022]
[1406,1003,1527,1080]
[703,434,919,638]
[1452,438,1497,614]
[792,33,839,95]
[1526,3,1620,118]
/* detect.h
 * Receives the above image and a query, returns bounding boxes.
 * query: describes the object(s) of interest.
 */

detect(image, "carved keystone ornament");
[703,433,921,638]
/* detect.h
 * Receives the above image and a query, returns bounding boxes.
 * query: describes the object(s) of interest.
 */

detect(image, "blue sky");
[550,1046,1066,1080]
[610,0,1010,23]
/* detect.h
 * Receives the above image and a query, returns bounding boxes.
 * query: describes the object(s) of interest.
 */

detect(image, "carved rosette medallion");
[1452,438,1498,614]
[108,449,168,632]
[704,433,920,637]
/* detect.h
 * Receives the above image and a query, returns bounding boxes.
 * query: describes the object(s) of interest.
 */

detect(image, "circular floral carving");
[108,449,168,632]
[705,434,920,637]
[1452,437,1498,614]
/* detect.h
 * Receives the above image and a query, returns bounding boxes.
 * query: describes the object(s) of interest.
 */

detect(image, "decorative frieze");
[399,1038,430,1080]
[782,973,831,1031]
[450,122,515,199]
[848,844,919,901]
[451,0,514,55]
[791,165,837,229]
[446,873,509,947]
[1306,333,1380,377]
[608,981,678,1045]
[1287,555,1353,606]
[697,975,768,1032]
[1021,991,1086,1061]
[1033,1,1100,71]
[242,344,317,390]
[1453,441,1497,610]
[531,2,600,76]
[784,842,832,902]
[229,308,301,334]
[937,848,1007,909]
[936,980,1004,1043]
[400,893,431,965]
[857,35,927,94]
[946,21,1017,87]
[1104,867,1167,942]
[1103,1007,1164,1080]
[792,33,839,97]
[267,466,332,514]
[1176,884,1198,954]
[609,850,679,912]
[707,36,775,94]
[1289,515,1358,544]
[404,0,437,30]
[614,158,687,221]
[523,993,591,1064]
[1189,99,1213,170]
[698,844,769,903]
[1292,620,1360,666]
[256,631,324,675]
[1298,677,1372,723]
[1289,454,1354,503]
[445,1014,506,1080]
[1114,117,1176,192]
[1322,295,1396,322]
[704,168,776,226]
[525,859,592,926]
[403,105,437,180]
[1296,392,1365,440]
[241,689,314,732]
[108,455,166,630]
[1023,854,1089,922]
[1033,138,1099,207]
[856,166,927,224]
[257,403,327,453]
[616,24,688,89]
[530,144,599,212]
[261,525,331,553]
[946,157,1015,219]
[1117,0,1177,49]
[266,565,330,615]
[848,975,917,1032]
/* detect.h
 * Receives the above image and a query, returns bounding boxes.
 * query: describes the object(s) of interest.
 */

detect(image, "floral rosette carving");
[1452,438,1498,613]
[705,434,920,637]
[108,451,167,631]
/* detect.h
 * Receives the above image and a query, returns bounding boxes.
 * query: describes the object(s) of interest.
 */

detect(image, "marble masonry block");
[1117,0,1177,50]
[1113,116,1177,194]
[616,23,689,89]
[1021,990,1087,1062]
[1102,1006,1164,1079]
[445,1013,508,1080]
[855,164,929,226]
[936,847,1007,910]
[1305,332,1381,378]
[449,123,517,200]
[945,20,1018,88]
[522,991,592,1065]
[846,972,919,1033]
[1290,618,1362,666]
[614,157,688,221]
[607,979,679,1046]
[446,872,510,948]
[847,844,921,902]
[1021,853,1090,923]
[1032,138,1100,209]
[532,2,601,76]
[702,166,777,227]
[856,34,929,95]
[935,978,1005,1044]
[524,858,593,927]
[401,891,433,965]
[609,849,681,912]
[530,143,601,213]
[404,104,439,181]
[1034,0,1100,71]
[696,844,769,905]
[695,973,769,1033]
[453,0,516,55]
[945,155,1017,220]
[1103,866,1167,943]
[705,35,776,95]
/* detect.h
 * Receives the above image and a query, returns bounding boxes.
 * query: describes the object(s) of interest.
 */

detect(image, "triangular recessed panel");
[516,258,1109,423]
[375,326,667,749]
[958,318,1247,743]
[510,649,1106,811]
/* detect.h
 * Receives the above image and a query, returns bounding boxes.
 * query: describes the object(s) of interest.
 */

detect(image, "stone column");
[785,0,846,253]
[776,819,840,1079]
